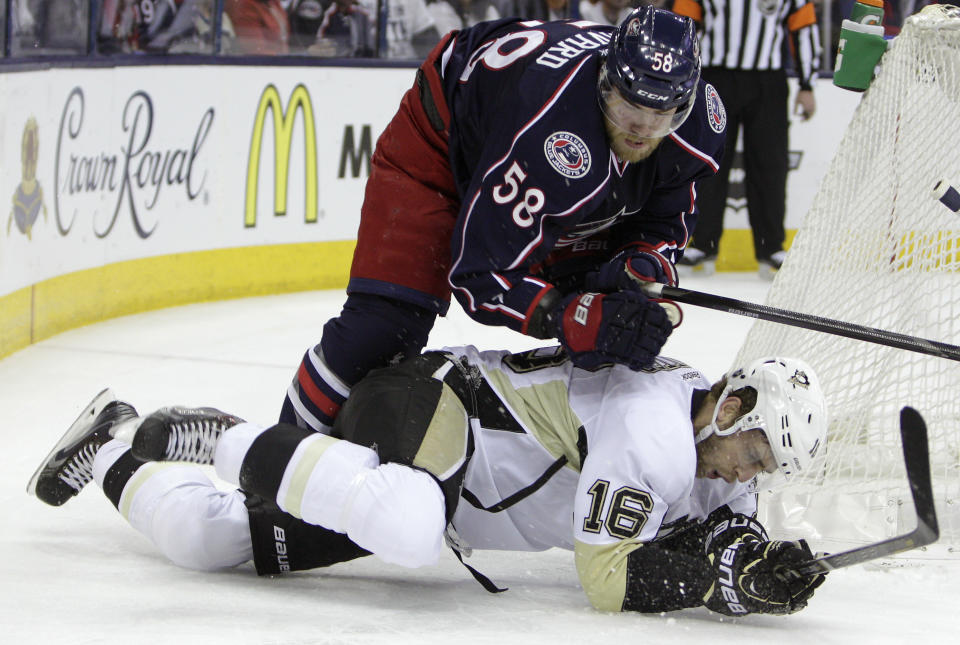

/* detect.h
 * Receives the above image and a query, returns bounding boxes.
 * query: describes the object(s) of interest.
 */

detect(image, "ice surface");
[2,274,957,643]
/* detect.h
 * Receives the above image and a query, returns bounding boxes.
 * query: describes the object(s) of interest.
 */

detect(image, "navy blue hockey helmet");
[599,6,701,138]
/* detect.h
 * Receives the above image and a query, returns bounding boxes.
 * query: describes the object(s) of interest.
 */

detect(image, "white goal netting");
[736,5,960,553]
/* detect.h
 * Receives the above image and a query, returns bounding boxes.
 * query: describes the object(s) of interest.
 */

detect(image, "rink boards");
[0,63,859,358]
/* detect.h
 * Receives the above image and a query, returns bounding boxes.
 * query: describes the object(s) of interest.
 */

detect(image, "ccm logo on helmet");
[634,88,670,102]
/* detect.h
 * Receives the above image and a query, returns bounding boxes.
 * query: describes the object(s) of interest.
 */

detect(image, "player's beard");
[603,116,665,163]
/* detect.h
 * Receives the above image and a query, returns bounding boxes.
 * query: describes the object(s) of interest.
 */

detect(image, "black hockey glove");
[554,291,673,370]
[585,242,678,291]
[704,535,826,616]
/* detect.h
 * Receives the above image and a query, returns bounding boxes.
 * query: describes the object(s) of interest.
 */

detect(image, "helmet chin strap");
[695,386,733,444]
[695,389,755,444]
[694,422,718,444]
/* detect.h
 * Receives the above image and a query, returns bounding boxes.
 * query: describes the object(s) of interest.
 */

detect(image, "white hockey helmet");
[699,357,828,478]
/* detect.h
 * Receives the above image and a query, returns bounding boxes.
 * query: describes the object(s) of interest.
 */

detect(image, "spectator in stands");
[513,0,580,21]
[146,0,231,53]
[98,0,225,54]
[11,0,87,54]
[98,0,137,52]
[288,0,328,51]
[288,0,375,56]
[426,0,500,37]
[360,0,440,59]
[578,0,632,25]
[225,0,290,54]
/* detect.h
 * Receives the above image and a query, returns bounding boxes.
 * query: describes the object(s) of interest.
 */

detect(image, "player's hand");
[795,89,816,120]
[705,537,826,616]
[585,243,678,291]
[554,291,672,370]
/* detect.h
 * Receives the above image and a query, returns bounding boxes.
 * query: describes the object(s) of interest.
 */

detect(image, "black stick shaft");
[643,284,960,362]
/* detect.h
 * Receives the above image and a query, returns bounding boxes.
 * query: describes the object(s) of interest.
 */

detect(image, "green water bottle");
[849,0,885,26]
[833,0,888,92]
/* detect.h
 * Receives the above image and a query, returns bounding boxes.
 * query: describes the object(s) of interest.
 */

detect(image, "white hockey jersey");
[445,345,756,595]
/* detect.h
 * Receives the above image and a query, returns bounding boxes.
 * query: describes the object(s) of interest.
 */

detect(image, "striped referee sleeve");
[672,0,821,88]
[786,0,821,89]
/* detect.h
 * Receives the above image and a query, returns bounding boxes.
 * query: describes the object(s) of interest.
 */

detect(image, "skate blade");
[26,388,117,496]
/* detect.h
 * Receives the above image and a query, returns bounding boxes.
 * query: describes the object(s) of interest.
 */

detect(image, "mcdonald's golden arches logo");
[245,84,318,228]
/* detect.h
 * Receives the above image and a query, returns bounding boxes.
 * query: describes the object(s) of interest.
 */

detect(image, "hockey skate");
[128,406,245,465]
[758,250,787,281]
[27,389,138,506]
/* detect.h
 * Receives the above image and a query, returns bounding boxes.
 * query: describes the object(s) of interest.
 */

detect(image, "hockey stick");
[641,283,960,362]
[791,407,939,576]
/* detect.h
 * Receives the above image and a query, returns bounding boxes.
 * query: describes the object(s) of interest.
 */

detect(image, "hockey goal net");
[736,4,960,553]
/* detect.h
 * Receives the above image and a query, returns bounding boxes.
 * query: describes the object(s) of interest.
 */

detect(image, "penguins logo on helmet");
[788,369,811,389]
[697,357,828,480]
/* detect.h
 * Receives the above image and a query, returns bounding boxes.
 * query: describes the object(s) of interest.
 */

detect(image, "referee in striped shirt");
[672,0,821,277]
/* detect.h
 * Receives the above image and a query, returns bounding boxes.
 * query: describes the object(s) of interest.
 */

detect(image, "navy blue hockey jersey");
[437,19,726,334]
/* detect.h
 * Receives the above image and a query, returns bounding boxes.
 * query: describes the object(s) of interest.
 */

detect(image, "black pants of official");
[692,68,790,261]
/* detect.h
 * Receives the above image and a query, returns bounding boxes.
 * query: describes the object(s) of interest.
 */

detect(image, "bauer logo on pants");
[544,131,591,179]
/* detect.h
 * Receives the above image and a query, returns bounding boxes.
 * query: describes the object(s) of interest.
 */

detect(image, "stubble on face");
[695,438,729,481]
[695,430,777,483]
[603,115,665,163]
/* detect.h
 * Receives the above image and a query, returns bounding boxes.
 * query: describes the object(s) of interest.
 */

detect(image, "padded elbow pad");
[342,463,447,568]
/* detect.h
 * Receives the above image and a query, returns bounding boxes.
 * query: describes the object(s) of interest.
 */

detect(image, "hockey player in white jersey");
[29,347,827,616]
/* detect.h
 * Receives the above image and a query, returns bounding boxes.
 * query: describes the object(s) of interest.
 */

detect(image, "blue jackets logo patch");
[544,131,591,179]
[705,84,726,134]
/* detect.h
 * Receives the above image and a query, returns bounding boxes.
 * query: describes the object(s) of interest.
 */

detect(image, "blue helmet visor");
[598,69,693,139]
[599,6,701,139]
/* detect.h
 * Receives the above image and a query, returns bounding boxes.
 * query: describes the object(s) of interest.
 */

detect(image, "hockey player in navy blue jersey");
[282,7,727,433]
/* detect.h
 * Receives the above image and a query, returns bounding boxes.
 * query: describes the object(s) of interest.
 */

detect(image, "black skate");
[27,389,138,506]
[129,406,245,465]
